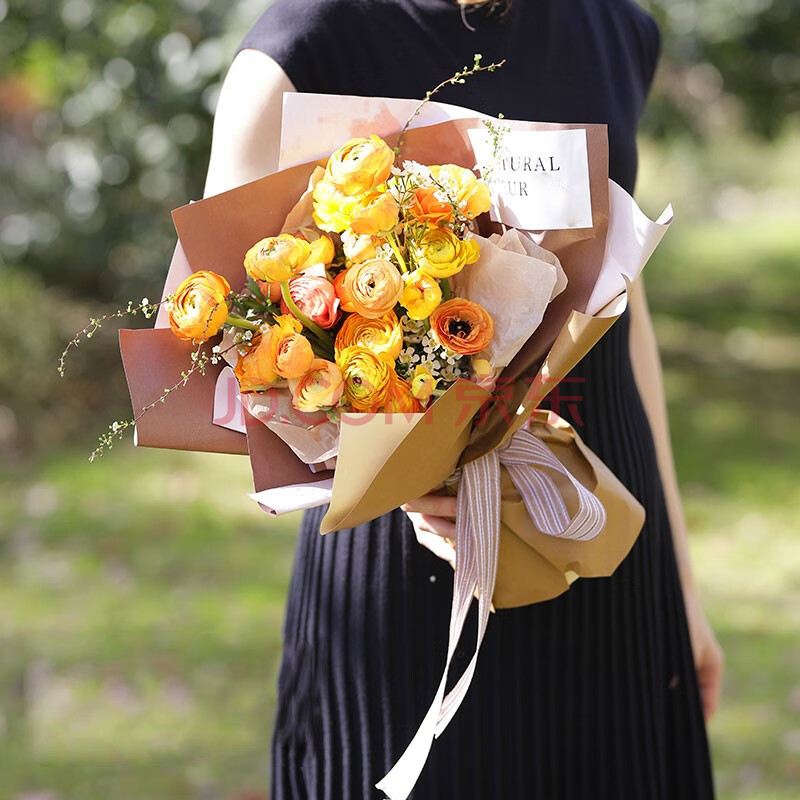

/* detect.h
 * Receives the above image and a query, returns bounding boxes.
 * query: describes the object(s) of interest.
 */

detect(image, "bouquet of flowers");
[67,76,673,798]
[170,135,496,426]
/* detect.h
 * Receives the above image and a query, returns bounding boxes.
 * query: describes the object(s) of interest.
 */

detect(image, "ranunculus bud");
[410,365,437,402]
[400,268,442,320]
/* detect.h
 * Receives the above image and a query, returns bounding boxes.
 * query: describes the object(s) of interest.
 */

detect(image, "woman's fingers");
[401,493,457,518]
[404,510,456,540]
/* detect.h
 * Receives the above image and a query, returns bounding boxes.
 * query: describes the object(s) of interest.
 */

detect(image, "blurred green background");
[1,1,799,798]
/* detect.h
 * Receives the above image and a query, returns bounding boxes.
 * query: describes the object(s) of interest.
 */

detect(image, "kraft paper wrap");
[441,409,645,609]
[119,118,644,562]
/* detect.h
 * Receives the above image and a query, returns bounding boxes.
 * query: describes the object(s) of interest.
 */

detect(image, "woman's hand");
[401,493,458,566]
[683,590,724,722]
[401,493,457,538]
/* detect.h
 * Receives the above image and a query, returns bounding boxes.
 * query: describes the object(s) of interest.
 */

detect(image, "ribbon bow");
[376,422,607,799]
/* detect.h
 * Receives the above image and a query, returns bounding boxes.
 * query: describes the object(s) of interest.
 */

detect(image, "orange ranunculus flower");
[244,234,311,283]
[295,227,335,268]
[410,365,437,402]
[412,228,480,279]
[400,268,442,320]
[341,229,383,263]
[168,270,231,341]
[430,298,494,355]
[234,333,278,392]
[409,185,454,227]
[336,345,395,412]
[324,135,394,196]
[334,258,403,318]
[430,164,492,220]
[334,310,403,364]
[289,358,344,412]
[269,314,315,379]
[384,377,424,413]
[312,178,359,233]
[350,190,400,236]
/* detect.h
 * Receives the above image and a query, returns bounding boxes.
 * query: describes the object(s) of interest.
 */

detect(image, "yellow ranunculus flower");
[431,164,492,220]
[269,314,315,379]
[411,228,480,279]
[244,234,311,283]
[312,178,359,233]
[295,227,335,267]
[289,358,344,412]
[168,270,230,341]
[335,310,403,364]
[325,135,394,196]
[336,345,395,412]
[410,365,437,402]
[350,190,400,236]
[400,268,442,320]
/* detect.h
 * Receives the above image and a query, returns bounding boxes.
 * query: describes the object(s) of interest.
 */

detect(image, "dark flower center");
[448,319,472,338]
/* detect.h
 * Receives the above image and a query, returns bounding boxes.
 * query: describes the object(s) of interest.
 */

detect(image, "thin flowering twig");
[88,338,241,462]
[58,296,163,377]
[87,300,228,461]
[395,54,506,158]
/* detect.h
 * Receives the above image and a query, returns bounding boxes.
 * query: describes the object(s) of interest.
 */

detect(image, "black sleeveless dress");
[239,2,716,798]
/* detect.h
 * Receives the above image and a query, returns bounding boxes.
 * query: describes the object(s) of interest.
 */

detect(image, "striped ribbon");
[376,424,607,799]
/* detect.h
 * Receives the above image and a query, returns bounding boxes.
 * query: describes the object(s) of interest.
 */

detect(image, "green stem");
[280,281,335,351]
[386,231,409,274]
[226,314,260,332]
[440,278,452,301]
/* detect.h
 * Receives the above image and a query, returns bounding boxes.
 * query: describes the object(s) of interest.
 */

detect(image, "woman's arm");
[203,49,295,198]
[628,279,724,721]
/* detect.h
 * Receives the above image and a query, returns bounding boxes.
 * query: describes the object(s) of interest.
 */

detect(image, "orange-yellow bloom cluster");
[186,136,498,420]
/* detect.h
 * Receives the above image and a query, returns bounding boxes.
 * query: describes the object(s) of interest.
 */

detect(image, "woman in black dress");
[204,2,723,798]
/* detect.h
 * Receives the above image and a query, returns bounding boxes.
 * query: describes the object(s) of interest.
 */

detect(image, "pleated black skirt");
[269,311,716,799]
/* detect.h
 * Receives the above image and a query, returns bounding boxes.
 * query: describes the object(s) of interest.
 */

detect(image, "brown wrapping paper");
[119,117,639,560]
[447,409,645,609]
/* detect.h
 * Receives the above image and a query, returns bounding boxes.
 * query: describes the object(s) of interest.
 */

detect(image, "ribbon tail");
[376,450,500,799]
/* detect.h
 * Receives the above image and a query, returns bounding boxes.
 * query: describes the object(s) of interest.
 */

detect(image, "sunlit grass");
[1,213,799,798]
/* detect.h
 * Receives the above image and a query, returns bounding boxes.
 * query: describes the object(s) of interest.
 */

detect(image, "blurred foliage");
[0,267,129,462]
[0,0,267,302]
[643,0,800,139]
